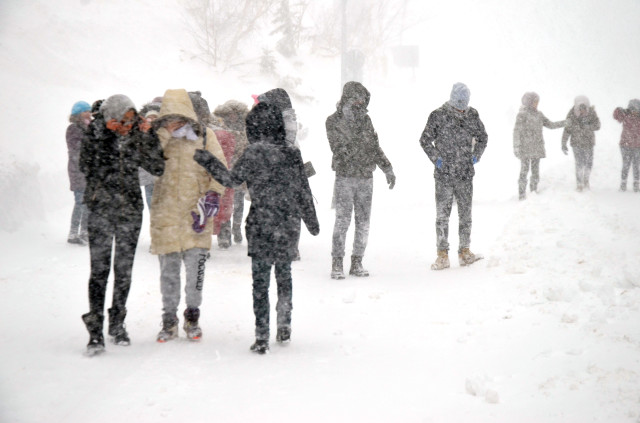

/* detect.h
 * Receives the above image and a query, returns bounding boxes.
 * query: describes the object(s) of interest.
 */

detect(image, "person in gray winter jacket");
[513,92,565,199]
[561,96,601,191]
[66,101,91,245]
[419,83,488,270]
[326,81,396,279]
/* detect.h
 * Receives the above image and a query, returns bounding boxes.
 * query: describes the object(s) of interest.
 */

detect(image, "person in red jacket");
[210,113,237,248]
[613,99,640,192]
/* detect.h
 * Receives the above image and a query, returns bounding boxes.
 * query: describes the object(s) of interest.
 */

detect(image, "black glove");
[562,145,568,155]
[384,169,396,189]
[193,148,213,166]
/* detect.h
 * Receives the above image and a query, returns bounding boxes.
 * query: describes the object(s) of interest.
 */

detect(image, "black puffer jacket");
[419,103,488,182]
[80,113,165,216]
[325,82,393,178]
[194,102,319,263]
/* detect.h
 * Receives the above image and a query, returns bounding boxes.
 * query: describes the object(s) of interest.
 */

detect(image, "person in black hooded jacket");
[325,81,395,280]
[193,101,319,354]
[79,94,165,355]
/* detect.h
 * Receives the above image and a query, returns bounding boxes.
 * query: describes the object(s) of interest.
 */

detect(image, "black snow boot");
[157,313,179,343]
[250,339,270,354]
[331,257,345,280]
[108,307,130,346]
[82,312,105,356]
[276,327,291,343]
[349,255,369,277]
[183,307,202,341]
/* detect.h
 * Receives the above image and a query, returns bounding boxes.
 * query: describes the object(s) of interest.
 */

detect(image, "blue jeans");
[435,179,473,252]
[69,190,88,237]
[331,176,373,258]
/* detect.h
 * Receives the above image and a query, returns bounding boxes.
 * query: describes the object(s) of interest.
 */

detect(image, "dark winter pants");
[435,179,473,253]
[620,146,640,187]
[87,210,142,316]
[519,158,540,197]
[158,248,209,319]
[332,176,373,258]
[251,258,292,341]
[572,146,593,189]
[69,190,88,238]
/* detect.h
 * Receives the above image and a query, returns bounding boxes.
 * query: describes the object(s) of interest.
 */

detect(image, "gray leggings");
[158,248,209,318]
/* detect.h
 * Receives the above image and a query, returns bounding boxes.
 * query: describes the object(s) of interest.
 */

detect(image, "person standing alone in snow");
[613,99,640,192]
[150,89,228,343]
[79,94,165,355]
[326,81,396,279]
[66,101,91,245]
[513,92,565,200]
[419,83,488,270]
[194,101,319,354]
[561,96,600,191]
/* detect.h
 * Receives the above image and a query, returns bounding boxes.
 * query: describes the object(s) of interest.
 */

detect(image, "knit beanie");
[449,83,470,111]
[71,101,91,115]
[628,99,640,111]
[100,94,136,122]
[521,92,539,109]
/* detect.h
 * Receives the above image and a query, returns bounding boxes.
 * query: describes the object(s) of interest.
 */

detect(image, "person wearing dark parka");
[193,101,319,354]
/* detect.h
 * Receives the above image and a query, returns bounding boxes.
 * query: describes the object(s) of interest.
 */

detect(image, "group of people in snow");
[513,94,640,199]
[65,81,640,356]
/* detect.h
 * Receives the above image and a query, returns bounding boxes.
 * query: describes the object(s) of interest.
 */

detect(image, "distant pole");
[340,0,347,88]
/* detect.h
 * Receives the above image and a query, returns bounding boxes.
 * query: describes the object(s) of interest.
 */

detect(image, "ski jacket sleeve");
[419,111,441,164]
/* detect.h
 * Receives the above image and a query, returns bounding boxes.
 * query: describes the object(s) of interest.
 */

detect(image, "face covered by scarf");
[171,122,199,141]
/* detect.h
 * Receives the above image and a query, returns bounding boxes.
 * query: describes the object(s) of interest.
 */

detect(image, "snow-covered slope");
[1,1,640,422]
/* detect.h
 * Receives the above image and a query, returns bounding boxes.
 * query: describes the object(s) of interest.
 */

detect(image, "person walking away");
[79,94,165,355]
[209,112,237,249]
[513,92,565,200]
[193,101,319,354]
[325,81,396,279]
[561,96,600,191]
[66,101,91,245]
[150,89,227,343]
[613,99,640,192]
[419,82,488,270]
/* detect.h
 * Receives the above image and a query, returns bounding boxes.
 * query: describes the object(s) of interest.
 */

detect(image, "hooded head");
[257,88,292,112]
[100,94,136,122]
[573,95,591,116]
[188,91,212,125]
[245,102,286,146]
[214,100,249,131]
[521,92,539,110]
[628,99,640,112]
[153,89,201,135]
[337,81,370,113]
[449,83,470,111]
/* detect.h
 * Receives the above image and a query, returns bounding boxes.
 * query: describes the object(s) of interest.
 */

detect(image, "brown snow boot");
[431,250,450,271]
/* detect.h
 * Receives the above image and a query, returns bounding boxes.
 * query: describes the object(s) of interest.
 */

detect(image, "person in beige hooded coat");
[150,89,227,342]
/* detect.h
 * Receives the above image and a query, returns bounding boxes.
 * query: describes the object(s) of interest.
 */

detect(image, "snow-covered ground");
[1,1,640,422]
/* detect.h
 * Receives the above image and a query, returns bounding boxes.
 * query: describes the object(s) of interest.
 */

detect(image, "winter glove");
[562,145,569,155]
[472,156,478,165]
[193,148,214,167]
[190,191,220,233]
[384,169,396,189]
[435,157,443,169]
